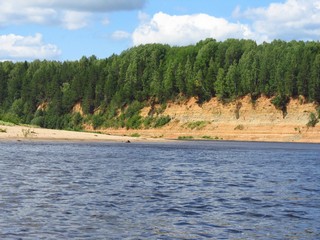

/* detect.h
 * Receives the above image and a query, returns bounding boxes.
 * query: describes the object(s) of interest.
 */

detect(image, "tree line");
[0,38,319,130]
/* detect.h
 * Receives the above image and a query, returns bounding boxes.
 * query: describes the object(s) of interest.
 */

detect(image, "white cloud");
[132,1,320,46]
[241,0,320,41]
[62,11,90,30]
[0,0,146,29]
[112,31,131,40]
[0,33,61,61]
[132,12,254,46]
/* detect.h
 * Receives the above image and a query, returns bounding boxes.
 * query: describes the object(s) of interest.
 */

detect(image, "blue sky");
[0,0,319,61]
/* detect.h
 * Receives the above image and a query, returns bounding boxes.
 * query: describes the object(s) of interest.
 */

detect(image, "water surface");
[0,140,319,239]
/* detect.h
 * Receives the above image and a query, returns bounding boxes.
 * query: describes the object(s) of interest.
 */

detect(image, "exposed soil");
[102,96,320,143]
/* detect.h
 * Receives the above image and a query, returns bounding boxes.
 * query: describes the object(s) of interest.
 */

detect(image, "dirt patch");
[72,102,84,116]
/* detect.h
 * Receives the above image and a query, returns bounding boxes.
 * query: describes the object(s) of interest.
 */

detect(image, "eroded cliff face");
[117,95,320,142]
[141,95,316,125]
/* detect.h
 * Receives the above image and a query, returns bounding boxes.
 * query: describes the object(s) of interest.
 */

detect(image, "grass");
[0,120,15,126]
[186,121,208,130]
[202,135,213,140]
[0,128,7,133]
[131,133,141,137]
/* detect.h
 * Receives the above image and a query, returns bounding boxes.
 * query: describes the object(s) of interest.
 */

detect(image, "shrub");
[1,113,21,125]
[92,114,104,130]
[126,114,142,129]
[154,116,171,128]
[307,112,319,128]
[202,135,213,140]
[131,133,140,137]
[143,116,153,128]
[142,115,171,128]
[124,101,143,119]
[187,121,208,130]
[104,118,121,129]
[271,95,290,117]
[178,136,194,140]
[30,116,45,127]
[159,103,167,113]
[72,113,83,127]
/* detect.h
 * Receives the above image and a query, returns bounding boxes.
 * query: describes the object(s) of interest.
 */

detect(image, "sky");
[0,0,319,62]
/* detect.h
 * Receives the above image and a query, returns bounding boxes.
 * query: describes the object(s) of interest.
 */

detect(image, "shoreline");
[0,125,167,143]
[1,124,319,144]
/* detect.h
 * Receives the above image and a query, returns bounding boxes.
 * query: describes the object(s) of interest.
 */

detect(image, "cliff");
[103,96,320,143]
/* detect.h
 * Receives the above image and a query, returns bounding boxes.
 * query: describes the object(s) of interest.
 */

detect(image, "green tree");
[310,54,320,102]
[194,69,210,102]
[176,63,186,94]
[214,68,226,99]
[205,58,218,96]
[185,57,194,97]
[0,64,8,106]
[7,62,27,104]
[225,63,239,98]
[163,62,176,99]
[297,49,310,97]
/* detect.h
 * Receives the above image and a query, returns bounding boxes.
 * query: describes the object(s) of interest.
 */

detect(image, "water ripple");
[0,141,319,239]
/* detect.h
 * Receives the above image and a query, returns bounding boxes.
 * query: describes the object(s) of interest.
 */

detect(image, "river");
[0,140,319,239]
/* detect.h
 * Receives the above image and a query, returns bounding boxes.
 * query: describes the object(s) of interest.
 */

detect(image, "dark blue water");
[0,140,319,239]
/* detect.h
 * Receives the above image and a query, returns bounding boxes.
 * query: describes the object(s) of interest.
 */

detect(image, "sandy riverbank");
[0,123,319,143]
[0,124,163,143]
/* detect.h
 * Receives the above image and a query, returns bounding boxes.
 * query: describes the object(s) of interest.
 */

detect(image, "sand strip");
[0,125,166,143]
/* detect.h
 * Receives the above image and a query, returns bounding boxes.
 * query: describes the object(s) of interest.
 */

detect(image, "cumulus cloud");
[132,0,320,46]
[0,33,61,61]
[62,11,90,30]
[132,12,254,46]
[0,0,146,29]
[240,0,320,41]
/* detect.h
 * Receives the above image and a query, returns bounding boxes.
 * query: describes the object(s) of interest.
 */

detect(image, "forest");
[0,38,319,130]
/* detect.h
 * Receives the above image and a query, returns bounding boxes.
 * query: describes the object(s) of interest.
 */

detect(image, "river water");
[0,140,319,239]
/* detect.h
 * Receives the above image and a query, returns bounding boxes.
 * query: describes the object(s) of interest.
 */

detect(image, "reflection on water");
[0,141,319,239]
